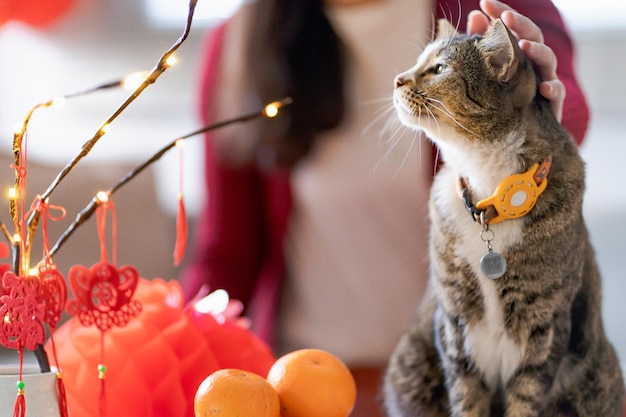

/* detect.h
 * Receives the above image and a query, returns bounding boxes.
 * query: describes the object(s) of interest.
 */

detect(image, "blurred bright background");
[0,0,624,372]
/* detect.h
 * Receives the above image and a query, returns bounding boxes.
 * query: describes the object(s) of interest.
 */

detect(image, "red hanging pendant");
[0,272,45,351]
[0,272,46,417]
[38,262,70,417]
[66,262,141,331]
[38,263,67,330]
[33,196,70,417]
[64,194,142,417]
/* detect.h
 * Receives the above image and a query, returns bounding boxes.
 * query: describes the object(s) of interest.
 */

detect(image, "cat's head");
[393,18,538,147]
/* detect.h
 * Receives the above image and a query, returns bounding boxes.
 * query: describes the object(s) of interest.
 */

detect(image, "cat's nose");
[395,76,410,88]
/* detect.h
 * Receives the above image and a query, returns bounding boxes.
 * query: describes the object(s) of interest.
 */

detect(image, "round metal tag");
[480,251,507,279]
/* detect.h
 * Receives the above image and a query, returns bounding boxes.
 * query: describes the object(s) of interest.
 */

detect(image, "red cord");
[98,332,106,417]
[96,198,117,266]
[48,335,69,417]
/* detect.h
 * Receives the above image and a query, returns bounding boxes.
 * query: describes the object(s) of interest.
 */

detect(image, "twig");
[0,216,13,243]
[11,104,49,243]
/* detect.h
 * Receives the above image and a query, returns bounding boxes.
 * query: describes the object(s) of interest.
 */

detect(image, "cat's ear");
[436,19,460,39]
[477,19,525,83]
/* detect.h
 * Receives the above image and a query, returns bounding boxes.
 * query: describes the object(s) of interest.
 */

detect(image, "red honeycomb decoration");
[49,278,276,417]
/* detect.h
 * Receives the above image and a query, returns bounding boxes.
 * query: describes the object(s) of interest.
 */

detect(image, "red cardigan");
[181,0,590,343]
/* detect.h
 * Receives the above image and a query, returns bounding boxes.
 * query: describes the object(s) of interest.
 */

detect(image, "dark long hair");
[247,0,346,168]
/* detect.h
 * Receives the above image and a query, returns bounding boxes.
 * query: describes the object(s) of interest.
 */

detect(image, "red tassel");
[13,391,25,417]
[98,371,106,417]
[56,372,69,417]
[13,351,26,417]
[174,194,187,266]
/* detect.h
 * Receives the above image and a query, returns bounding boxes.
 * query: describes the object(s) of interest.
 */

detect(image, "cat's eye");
[423,64,447,77]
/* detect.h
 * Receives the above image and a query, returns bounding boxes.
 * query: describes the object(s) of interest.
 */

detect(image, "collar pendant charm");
[479,224,507,279]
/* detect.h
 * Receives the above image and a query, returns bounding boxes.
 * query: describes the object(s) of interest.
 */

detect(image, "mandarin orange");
[267,348,357,417]
[194,368,280,417]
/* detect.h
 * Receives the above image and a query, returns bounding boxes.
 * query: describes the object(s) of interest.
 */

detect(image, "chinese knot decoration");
[0,272,46,351]
[66,262,141,332]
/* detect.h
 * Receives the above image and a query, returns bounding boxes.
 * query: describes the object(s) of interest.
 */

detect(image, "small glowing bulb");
[175,139,184,149]
[7,188,16,200]
[165,55,178,68]
[264,103,280,118]
[13,234,21,243]
[51,97,66,109]
[96,191,109,204]
[13,124,22,136]
[3,314,10,324]
[122,71,149,90]
[99,123,111,135]
[28,268,38,277]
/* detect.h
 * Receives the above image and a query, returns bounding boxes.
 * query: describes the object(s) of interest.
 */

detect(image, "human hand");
[467,0,564,121]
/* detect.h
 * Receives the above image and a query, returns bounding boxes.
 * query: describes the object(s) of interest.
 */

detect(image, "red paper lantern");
[47,278,276,417]
[0,0,75,28]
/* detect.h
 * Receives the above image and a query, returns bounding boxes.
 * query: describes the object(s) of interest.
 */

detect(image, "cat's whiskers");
[421,103,444,140]
[429,9,437,39]
[393,131,420,177]
[425,98,476,136]
[377,122,424,178]
[373,117,410,173]
[432,145,441,177]
[424,101,464,132]
[362,101,398,140]
[435,0,463,38]
[452,0,463,35]
[381,113,406,147]
[361,96,396,107]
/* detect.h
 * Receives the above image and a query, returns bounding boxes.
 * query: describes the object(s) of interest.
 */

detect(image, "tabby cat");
[383,18,624,417]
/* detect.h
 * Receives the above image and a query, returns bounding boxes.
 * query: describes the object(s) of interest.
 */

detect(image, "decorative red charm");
[66,262,141,331]
[0,272,46,351]
[38,262,68,330]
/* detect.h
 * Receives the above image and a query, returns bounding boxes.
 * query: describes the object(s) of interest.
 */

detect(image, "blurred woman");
[181,1,588,415]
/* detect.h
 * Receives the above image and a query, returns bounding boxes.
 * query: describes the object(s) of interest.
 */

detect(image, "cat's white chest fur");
[464,292,524,391]
[432,163,526,391]
[457,210,525,391]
